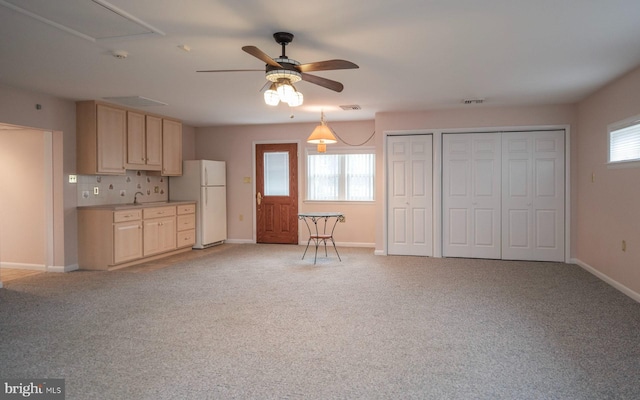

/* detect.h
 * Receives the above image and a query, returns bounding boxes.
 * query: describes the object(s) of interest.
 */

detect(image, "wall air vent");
[340,104,362,111]
[462,98,485,105]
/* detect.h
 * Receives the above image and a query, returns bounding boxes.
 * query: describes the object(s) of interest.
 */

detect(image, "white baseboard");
[48,264,79,273]
[335,242,374,248]
[572,258,640,303]
[0,262,46,271]
[374,249,386,256]
[224,239,255,244]
[297,241,374,248]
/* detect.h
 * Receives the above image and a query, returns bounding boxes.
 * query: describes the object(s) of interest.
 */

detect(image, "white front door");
[502,131,565,261]
[387,135,433,256]
[442,133,502,258]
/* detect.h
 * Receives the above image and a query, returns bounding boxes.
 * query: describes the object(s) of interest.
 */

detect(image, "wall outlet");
[93,187,99,195]
[68,174,77,183]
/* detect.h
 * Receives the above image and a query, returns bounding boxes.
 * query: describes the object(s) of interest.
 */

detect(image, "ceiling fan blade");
[197,69,263,73]
[297,59,359,73]
[301,73,344,92]
[242,46,283,68]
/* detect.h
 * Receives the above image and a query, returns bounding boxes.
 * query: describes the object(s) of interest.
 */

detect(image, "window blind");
[610,122,640,163]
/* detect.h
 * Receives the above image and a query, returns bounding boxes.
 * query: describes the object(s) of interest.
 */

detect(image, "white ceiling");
[1,0,640,127]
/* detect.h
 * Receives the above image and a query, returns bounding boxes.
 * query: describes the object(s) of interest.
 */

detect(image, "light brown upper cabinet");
[77,101,127,175]
[126,111,162,171]
[77,100,182,176]
[161,118,183,176]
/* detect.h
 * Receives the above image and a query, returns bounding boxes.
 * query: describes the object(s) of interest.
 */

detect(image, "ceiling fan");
[197,32,359,106]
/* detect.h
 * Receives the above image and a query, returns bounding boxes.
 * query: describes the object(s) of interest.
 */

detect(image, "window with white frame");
[609,115,640,164]
[306,148,375,201]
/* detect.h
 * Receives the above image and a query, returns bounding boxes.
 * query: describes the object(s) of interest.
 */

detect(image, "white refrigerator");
[169,160,227,248]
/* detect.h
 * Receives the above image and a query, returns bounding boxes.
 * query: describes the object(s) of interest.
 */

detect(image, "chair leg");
[313,238,319,264]
[302,238,312,260]
[330,237,341,261]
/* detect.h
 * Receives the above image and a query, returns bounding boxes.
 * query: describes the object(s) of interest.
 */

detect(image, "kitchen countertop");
[77,201,195,211]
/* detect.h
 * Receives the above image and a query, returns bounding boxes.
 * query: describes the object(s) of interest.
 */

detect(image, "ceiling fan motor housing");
[266,58,302,83]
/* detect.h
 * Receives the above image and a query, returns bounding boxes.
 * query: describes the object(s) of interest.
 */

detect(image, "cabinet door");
[97,104,126,174]
[143,216,176,256]
[145,115,163,170]
[127,111,146,168]
[162,119,182,176]
[113,221,142,264]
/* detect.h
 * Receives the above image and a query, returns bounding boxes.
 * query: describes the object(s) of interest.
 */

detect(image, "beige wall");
[576,65,640,295]
[195,120,376,245]
[0,129,46,267]
[182,124,196,161]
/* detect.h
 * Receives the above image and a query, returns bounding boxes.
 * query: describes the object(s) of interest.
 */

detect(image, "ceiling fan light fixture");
[276,79,295,100]
[264,84,280,106]
[287,91,303,107]
[266,68,302,83]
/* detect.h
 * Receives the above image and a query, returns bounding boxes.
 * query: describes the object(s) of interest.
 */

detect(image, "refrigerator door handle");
[204,167,208,186]
[205,188,208,205]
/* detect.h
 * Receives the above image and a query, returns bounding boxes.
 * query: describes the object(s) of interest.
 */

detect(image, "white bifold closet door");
[387,135,433,256]
[502,131,565,261]
[443,130,565,262]
[442,133,502,259]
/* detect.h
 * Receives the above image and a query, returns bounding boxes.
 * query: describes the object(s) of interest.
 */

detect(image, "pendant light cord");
[329,127,376,146]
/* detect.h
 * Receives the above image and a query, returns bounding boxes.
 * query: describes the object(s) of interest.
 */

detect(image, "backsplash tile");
[77,171,168,206]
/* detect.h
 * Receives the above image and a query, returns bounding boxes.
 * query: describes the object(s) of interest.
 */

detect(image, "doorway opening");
[0,123,55,286]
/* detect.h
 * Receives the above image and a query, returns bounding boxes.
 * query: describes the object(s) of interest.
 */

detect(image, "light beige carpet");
[1,244,639,399]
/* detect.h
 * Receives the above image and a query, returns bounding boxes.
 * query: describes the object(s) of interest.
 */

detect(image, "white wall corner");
[572,258,640,303]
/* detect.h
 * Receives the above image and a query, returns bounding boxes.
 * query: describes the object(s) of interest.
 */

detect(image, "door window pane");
[264,152,289,196]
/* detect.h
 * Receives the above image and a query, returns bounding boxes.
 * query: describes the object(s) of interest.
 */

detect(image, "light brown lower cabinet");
[78,202,195,270]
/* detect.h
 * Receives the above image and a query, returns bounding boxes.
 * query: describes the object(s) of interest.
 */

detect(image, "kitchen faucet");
[133,191,144,204]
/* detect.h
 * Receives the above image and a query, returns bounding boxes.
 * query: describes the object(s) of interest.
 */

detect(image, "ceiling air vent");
[462,98,485,105]
[340,104,361,111]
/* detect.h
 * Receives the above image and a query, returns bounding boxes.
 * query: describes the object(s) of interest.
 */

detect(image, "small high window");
[609,115,640,164]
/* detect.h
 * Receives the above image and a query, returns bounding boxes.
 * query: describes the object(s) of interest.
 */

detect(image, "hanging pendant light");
[307,111,337,153]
